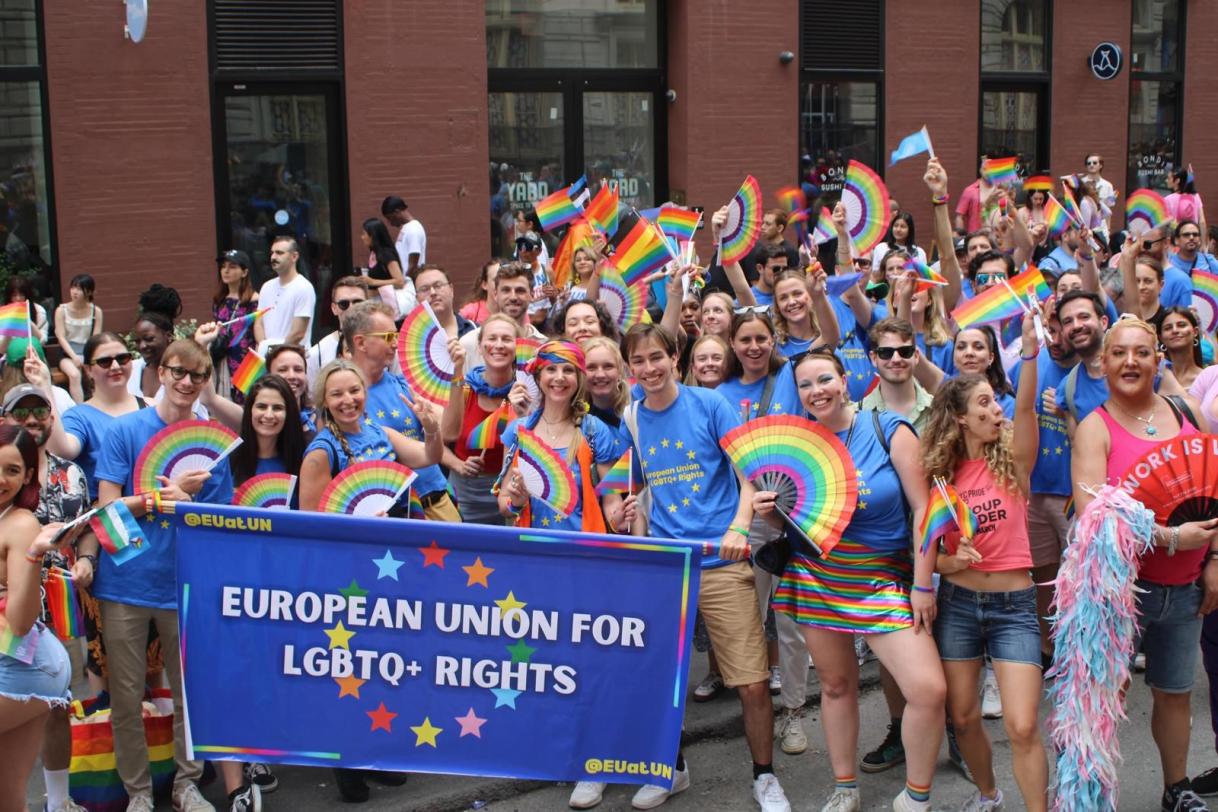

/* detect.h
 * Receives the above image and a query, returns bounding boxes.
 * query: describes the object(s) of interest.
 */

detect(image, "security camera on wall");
[125,0,148,43]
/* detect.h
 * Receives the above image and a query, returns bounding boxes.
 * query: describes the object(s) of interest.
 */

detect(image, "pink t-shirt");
[1097,404,1202,585]
[1189,366,1218,434]
[1165,192,1203,225]
[946,458,1033,572]
[956,180,983,233]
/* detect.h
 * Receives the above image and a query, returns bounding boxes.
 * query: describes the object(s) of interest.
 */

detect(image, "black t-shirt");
[704,240,800,295]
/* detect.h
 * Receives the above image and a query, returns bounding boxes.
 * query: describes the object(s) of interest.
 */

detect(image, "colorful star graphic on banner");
[373,549,404,580]
[325,621,355,650]
[335,675,366,699]
[463,557,494,587]
[367,702,398,732]
[339,579,368,599]
[411,717,443,747]
[420,540,450,569]
[491,688,521,709]
[455,707,487,738]
[506,639,536,664]
[495,591,527,619]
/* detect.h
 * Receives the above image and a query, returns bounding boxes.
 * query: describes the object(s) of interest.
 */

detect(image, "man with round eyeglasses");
[307,275,370,386]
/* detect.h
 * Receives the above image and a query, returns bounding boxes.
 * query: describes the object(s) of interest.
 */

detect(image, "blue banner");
[175,505,701,787]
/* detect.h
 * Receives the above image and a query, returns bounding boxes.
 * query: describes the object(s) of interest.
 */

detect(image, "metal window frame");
[1126,0,1187,192]
[977,0,1053,172]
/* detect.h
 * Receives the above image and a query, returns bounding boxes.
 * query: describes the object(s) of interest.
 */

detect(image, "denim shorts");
[934,582,1041,666]
[0,623,72,707]
[1134,580,1202,694]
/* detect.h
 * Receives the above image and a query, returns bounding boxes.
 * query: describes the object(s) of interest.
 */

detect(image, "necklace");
[538,414,572,447]
[1110,398,1158,436]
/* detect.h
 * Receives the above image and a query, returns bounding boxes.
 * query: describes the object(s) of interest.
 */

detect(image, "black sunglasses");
[875,345,916,361]
[89,353,133,369]
[334,298,364,311]
[1142,237,1166,250]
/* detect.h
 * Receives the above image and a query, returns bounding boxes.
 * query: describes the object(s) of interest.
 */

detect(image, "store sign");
[1090,42,1123,80]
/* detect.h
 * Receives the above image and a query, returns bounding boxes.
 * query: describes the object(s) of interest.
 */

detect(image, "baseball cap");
[380,196,408,216]
[218,249,250,269]
[515,232,542,251]
[1,383,51,415]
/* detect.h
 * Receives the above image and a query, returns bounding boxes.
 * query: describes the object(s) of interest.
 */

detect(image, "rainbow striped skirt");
[772,538,913,634]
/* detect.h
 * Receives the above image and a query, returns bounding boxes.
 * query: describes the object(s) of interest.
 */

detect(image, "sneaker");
[753,773,791,812]
[569,781,607,809]
[946,724,975,784]
[959,789,1004,811]
[1163,783,1210,811]
[125,796,154,812]
[46,801,88,812]
[768,667,782,695]
[228,784,261,812]
[892,789,929,811]
[333,768,370,803]
[1134,652,1147,672]
[631,765,689,809]
[776,707,808,755]
[692,672,725,702]
[981,669,1003,719]
[854,636,871,666]
[820,787,860,812]
[861,720,905,773]
[1194,768,1218,797]
[172,783,216,812]
[243,763,278,794]
[366,770,407,786]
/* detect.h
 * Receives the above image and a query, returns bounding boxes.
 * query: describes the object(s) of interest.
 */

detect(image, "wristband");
[1020,352,1038,361]
[1077,253,1094,262]
[24,549,43,564]
[931,193,950,206]
[912,584,935,595]
[79,553,98,571]
[1167,525,1180,557]
[729,524,750,539]
[505,501,523,517]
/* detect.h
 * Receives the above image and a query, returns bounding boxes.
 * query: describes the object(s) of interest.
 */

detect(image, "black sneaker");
[1164,781,1209,811]
[367,770,408,787]
[334,768,370,803]
[860,720,905,773]
[1195,769,1218,797]
[946,723,975,784]
[243,763,278,794]
[228,783,261,812]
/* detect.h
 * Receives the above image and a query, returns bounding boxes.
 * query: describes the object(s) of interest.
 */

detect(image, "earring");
[1194,336,1201,347]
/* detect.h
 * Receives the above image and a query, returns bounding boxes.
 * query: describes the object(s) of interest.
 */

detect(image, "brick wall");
[43,0,216,330]
[344,0,489,296]
[1183,0,1218,206]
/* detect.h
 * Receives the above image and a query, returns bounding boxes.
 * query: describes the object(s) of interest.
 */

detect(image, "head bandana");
[526,340,586,376]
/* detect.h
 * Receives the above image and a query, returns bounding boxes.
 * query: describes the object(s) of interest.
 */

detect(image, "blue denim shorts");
[1134,580,1202,694]
[934,582,1041,666]
[0,623,71,707]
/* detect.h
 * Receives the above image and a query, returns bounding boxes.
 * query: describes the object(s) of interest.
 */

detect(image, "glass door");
[489,90,565,257]
[582,91,656,210]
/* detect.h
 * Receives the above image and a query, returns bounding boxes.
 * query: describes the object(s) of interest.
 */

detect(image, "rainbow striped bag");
[69,701,175,811]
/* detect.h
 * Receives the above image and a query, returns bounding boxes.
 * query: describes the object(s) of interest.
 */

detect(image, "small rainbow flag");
[606,211,674,287]
[535,182,585,232]
[225,307,271,345]
[1063,495,1075,522]
[903,256,947,289]
[1008,264,1052,302]
[775,186,806,213]
[951,280,1027,329]
[0,300,30,340]
[1126,188,1170,235]
[811,206,835,246]
[1043,194,1076,238]
[408,487,425,519]
[44,569,84,641]
[918,486,957,555]
[583,184,620,236]
[1060,192,1086,230]
[90,501,150,565]
[0,622,39,664]
[656,207,702,243]
[1023,175,1053,192]
[981,156,1020,186]
[595,448,635,497]
[467,403,510,451]
[231,350,267,395]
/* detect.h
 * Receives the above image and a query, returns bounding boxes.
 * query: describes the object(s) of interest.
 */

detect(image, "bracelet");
[931,193,950,206]
[505,501,523,517]
[24,548,43,564]
[1077,253,1094,262]
[1020,352,1038,361]
[1167,525,1180,557]
[729,524,750,539]
[144,490,163,515]
[912,584,935,595]
[79,553,98,571]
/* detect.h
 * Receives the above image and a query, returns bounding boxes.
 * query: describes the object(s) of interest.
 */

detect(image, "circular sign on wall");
[1090,42,1123,80]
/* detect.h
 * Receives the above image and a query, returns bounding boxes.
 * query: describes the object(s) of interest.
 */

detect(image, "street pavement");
[26,650,1218,811]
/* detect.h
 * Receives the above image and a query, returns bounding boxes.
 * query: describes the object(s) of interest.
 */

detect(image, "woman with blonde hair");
[770,267,839,359]
[684,333,730,389]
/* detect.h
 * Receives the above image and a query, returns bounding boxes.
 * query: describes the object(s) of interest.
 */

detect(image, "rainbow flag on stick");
[44,568,84,640]
[1023,175,1053,192]
[917,477,976,554]
[550,218,597,290]
[775,186,807,213]
[1043,194,1076,238]
[89,501,151,566]
[0,300,31,340]
[231,350,267,395]
[903,257,948,289]
[220,307,271,345]
[535,182,585,232]
[981,156,1020,186]
[583,184,620,236]
[951,280,1027,329]
[606,211,675,286]
[656,207,702,243]
[467,403,511,451]
[1009,264,1052,302]
[595,448,635,497]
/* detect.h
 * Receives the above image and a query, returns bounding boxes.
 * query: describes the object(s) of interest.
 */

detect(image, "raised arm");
[1074,227,1109,310]
[807,265,840,350]
[1013,310,1040,482]
[24,351,82,459]
[1117,232,1140,317]
[924,159,964,311]
[710,204,756,307]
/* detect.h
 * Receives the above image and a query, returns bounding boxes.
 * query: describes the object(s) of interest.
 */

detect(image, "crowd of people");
[3,157,1218,812]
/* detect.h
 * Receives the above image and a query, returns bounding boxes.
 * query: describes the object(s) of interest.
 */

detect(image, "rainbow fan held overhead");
[318,460,416,516]
[719,176,762,265]
[515,428,578,518]
[841,161,891,256]
[598,267,651,331]
[133,420,241,495]
[397,302,455,408]
[1126,188,1171,236]
[233,472,297,509]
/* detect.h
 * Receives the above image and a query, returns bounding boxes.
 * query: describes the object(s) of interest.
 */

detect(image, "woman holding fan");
[753,348,945,812]
[920,309,1047,812]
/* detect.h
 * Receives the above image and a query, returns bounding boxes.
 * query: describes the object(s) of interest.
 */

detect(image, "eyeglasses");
[89,353,133,369]
[853,259,872,268]
[416,282,450,296]
[161,365,209,384]
[361,331,398,344]
[875,345,916,361]
[975,272,1008,286]
[8,406,50,420]
[334,298,364,311]
[1179,231,1202,239]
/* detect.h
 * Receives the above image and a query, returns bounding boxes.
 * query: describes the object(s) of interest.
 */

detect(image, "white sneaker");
[753,773,792,812]
[892,788,930,811]
[172,783,216,812]
[631,765,689,809]
[959,788,1004,811]
[820,786,860,812]
[692,672,725,702]
[1133,652,1147,672]
[981,668,1003,719]
[125,796,154,812]
[768,666,782,695]
[776,707,808,755]
[569,781,607,809]
[47,800,88,812]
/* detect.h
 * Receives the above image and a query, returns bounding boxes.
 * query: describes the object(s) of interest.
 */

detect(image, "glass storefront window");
[980,89,1041,175]
[0,80,51,278]
[489,91,564,256]
[486,0,658,69]
[1131,0,1180,73]
[582,91,653,209]
[1127,80,1178,192]
[799,81,879,199]
[0,0,38,67]
[981,0,1047,73]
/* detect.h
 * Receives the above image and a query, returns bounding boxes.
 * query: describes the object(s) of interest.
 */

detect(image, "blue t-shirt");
[750,287,774,307]
[94,408,234,610]
[501,415,617,531]
[305,420,396,472]
[1009,348,1072,496]
[1054,364,1109,423]
[777,335,814,359]
[365,372,448,496]
[62,403,117,501]
[629,386,743,568]
[916,334,955,375]
[835,410,913,553]
[1037,246,1078,275]
[1161,264,1195,309]
[254,457,288,475]
[716,364,801,421]
[828,296,877,401]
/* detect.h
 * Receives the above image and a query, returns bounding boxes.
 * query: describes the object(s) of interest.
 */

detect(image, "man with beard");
[459,262,546,369]
[255,236,316,347]
[1053,290,1110,429]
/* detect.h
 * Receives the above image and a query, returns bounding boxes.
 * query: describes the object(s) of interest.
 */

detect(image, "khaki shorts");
[698,562,769,688]
[423,493,462,524]
[1027,493,1070,569]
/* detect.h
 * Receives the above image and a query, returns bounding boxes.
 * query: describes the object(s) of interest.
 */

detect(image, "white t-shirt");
[257,273,317,346]
[396,220,427,272]
[306,331,340,388]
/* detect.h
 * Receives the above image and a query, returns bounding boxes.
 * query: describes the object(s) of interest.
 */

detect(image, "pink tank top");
[1096,405,1201,585]
[945,458,1033,572]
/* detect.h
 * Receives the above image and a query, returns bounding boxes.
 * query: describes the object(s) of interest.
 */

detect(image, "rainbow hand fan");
[842,160,892,255]
[133,420,241,494]
[1123,434,1218,527]
[233,472,297,509]
[1126,188,1170,236]
[1193,270,1218,333]
[515,336,543,408]
[719,176,762,265]
[515,427,578,518]
[598,267,651,331]
[397,301,455,408]
[318,460,416,516]
[719,415,858,557]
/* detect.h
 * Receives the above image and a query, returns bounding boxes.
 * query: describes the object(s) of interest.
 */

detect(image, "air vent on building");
[213,0,341,72]
[801,0,883,72]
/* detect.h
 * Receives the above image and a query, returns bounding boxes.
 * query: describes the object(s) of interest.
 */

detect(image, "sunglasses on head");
[161,364,209,384]
[89,352,133,369]
[8,406,50,420]
[875,344,916,361]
